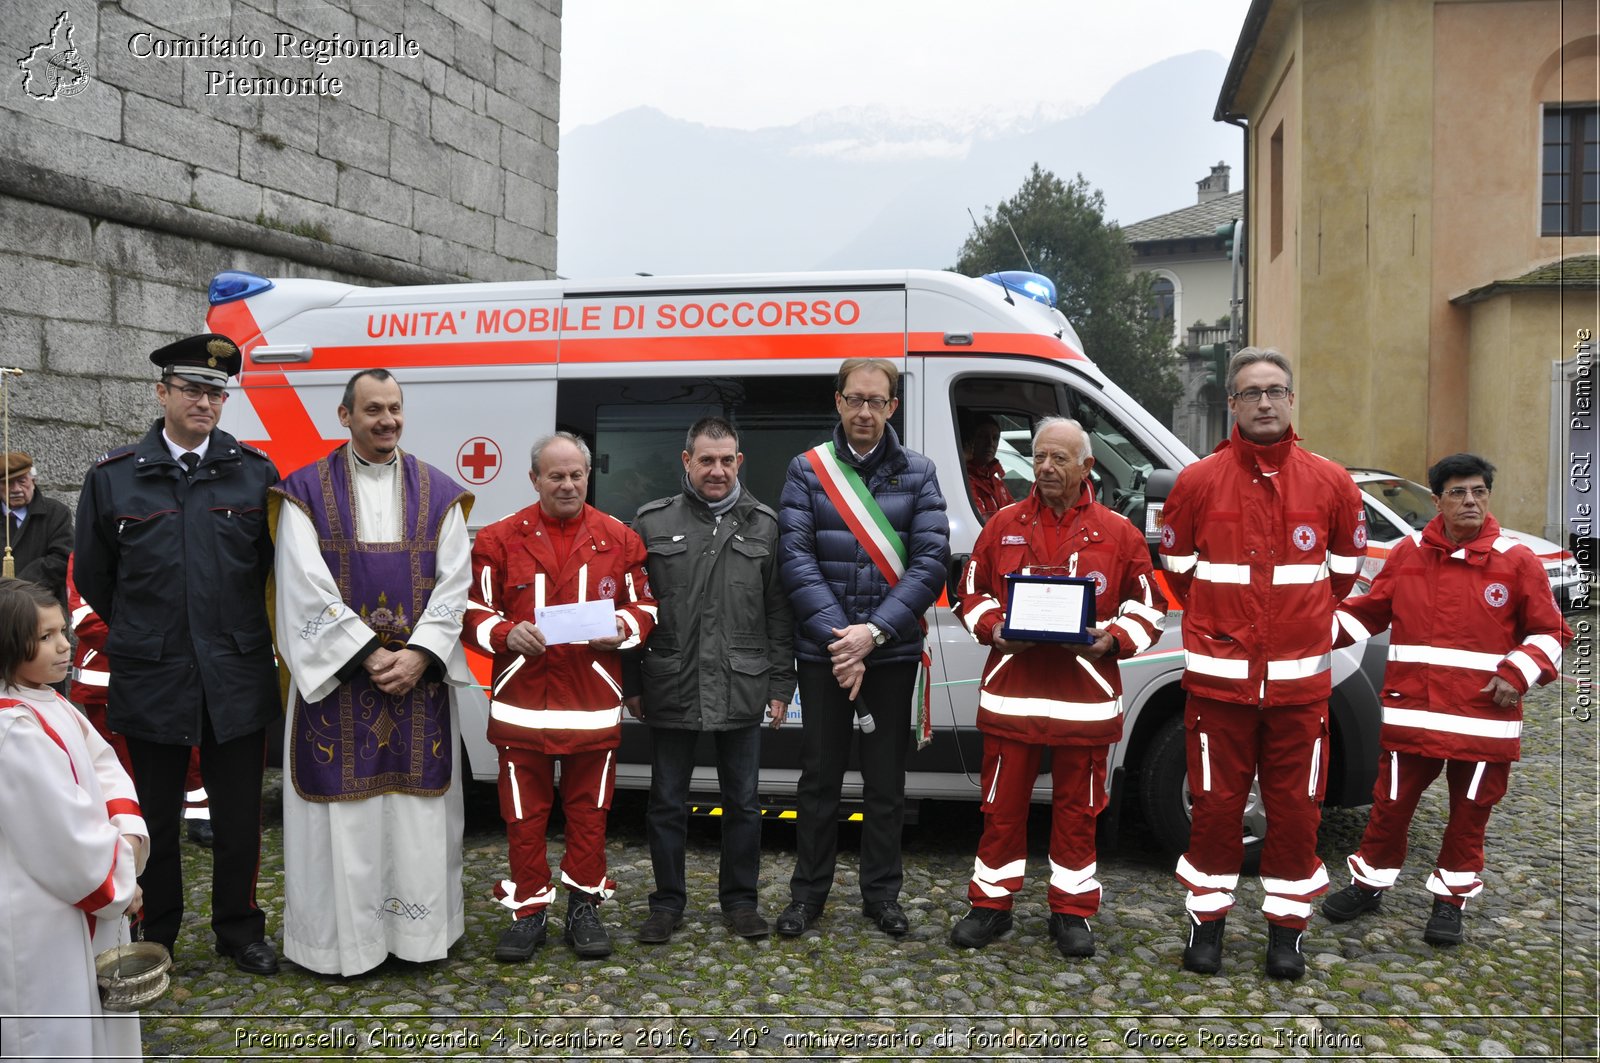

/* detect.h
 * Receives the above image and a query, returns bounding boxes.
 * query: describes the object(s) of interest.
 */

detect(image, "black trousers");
[646,724,762,914]
[789,659,917,907]
[125,712,266,955]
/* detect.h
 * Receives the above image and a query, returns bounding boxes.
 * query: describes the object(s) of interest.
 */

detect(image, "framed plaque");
[1000,573,1096,644]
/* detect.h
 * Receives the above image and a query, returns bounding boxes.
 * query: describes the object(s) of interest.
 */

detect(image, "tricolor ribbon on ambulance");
[804,442,934,750]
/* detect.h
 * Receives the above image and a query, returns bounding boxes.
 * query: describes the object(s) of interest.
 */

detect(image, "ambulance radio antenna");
[966,208,1014,306]
[1003,216,1036,274]
[0,366,22,578]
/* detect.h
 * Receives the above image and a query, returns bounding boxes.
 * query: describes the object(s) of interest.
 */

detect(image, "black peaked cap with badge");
[150,333,241,386]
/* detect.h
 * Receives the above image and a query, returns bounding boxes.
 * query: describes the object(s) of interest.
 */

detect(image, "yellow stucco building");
[1216,0,1598,542]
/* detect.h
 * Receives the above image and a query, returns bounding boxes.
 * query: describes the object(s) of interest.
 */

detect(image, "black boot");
[564,894,613,958]
[1182,914,1225,974]
[1423,898,1464,946]
[1265,923,1306,980]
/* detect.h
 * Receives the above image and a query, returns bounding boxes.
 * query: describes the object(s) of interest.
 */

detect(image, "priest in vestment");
[269,369,473,976]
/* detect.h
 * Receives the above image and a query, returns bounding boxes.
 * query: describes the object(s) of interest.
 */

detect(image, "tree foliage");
[954,164,1181,423]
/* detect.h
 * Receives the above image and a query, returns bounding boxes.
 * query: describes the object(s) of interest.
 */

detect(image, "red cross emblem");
[456,436,501,485]
[1292,524,1317,551]
[1086,570,1107,596]
[1484,582,1509,608]
[598,576,618,599]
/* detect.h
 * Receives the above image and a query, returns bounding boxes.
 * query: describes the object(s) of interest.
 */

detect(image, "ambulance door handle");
[596,454,609,474]
[249,344,313,363]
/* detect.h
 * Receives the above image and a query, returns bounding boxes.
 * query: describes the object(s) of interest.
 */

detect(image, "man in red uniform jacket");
[951,417,1165,958]
[1158,347,1366,979]
[463,432,656,962]
[1322,453,1570,945]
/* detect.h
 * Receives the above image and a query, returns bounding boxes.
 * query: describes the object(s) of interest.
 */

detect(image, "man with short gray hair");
[463,431,656,962]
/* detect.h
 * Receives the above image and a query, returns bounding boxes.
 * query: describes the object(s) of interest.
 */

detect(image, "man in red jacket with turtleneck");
[1158,347,1367,980]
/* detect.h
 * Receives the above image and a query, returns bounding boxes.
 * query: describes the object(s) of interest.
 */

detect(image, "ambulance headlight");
[209,271,274,305]
[981,271,1057,307]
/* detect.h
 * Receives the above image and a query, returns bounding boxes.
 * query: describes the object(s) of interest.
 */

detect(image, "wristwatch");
[866,623,888,647]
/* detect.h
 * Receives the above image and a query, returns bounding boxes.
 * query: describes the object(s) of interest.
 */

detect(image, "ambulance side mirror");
[1143,468,1179,558]
[947,553,970,603]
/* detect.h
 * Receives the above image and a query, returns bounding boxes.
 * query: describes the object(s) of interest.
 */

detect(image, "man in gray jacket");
[627,417,795,942]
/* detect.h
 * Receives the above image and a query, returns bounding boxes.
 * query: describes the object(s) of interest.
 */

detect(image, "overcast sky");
[559,1,1256,132]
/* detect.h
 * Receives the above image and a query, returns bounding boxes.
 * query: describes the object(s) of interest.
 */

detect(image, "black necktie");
[180,452,199,476]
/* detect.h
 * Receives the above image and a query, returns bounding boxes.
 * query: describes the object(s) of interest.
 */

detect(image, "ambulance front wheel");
[1139,714,1266,872]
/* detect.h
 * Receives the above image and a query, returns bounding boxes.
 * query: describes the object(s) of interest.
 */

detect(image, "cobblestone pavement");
[133,682,1596,1060]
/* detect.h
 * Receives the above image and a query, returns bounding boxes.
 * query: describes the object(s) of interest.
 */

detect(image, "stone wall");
[0,0,559,505]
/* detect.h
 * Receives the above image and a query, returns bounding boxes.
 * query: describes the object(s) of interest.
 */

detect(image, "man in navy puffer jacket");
[774,357,949,938]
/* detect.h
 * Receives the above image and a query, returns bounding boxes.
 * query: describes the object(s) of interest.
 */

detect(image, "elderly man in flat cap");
[74,334,283,975]
[2,450,72,612]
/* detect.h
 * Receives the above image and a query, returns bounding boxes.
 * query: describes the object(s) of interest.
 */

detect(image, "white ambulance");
[209,267,1384,855]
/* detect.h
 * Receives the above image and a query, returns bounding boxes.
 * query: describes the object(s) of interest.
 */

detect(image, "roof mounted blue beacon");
[209,271,274,306]
[981,270,1057,308]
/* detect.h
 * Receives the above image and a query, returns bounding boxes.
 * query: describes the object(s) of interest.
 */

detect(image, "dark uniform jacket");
[634,488,796,730]
[777,423,949,666]
[8,490,72,610]
[73,419,280,745]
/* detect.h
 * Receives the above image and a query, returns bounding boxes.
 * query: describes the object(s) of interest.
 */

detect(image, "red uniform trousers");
[1346,751,1509,908]
[1176,695,1330,930]
[968,736,1108,918]
[494,745,616,917]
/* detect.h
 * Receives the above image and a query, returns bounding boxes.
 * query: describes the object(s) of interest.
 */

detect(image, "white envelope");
[536,599,618,644]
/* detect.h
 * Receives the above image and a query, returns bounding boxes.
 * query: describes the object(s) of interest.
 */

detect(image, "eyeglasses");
[1441,486,1490,501]
[841,394,892,411]
[171,383,229,404]
[1230,386,1292,402]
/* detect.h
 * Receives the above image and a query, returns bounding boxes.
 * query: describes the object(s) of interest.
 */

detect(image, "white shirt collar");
[162,430,210,465]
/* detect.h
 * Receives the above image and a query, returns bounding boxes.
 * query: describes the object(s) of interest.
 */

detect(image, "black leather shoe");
[494,912,547,962]
[863,899,909,937]
[186,820,214,848]
[1182,914,1225,975]
[1423,899,1464,946]
[949,906,1012,949]
[564,896,613,958]
[724,907,770,939]
[220,940,279,975]
[1322,883,1384,922]
[1048,913,1095,958]
[637,909,682,944]
[1265,923,1306,979]
[775,900,822,937]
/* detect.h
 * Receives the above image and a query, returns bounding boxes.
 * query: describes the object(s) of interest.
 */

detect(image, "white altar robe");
[275,453,472,976]
[0,683,147,1062]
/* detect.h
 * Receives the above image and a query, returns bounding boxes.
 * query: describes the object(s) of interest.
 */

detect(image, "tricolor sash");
[805,442,934,750]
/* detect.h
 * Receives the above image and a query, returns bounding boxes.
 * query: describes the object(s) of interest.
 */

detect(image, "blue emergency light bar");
[981,270,1057,307]
[209,271,274,305]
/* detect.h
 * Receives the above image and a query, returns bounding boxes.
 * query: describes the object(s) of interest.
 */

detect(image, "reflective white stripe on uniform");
[972,856,1025,898]
[1502,650,1540,687]
[1525,633,1563,670]
[978,691,1120,722]
[983,654,1013,685]
[597,750,613,806]
[591,660,623,699]
[1348,851,1400,889]
[1335,610,1373,643]
[1162,552,1199,574]
[1261,895,1313,920]
[1262,865,1329,899]
[1272,562,1329,585]
[1121,599,1165,626]
[1194,561,1251,584]
[490,702,622,731]
[1175,855,1238,891]
[508,761,524,820]
[963,598,999,634]
[474,614,500,654]
[1388,644,1502,671]
[1076,656,1115,697]
[1425,868,1483,900]
[1464,760,1486,801]
[70,604,93,627]
[76,667,109,687]
[1186,892,1234,914]
[1048,858,1099,896]
[985,754,1004,804]
[1266,653,1330,680]
[1198,731,1211,791]
[1307,736,1321,796]
[1108,615,1153,652]
[1386,750,1398,800]
[492,654,526,696]
[534,573,545,612]
[1382,706,1521,739]
[496,880,556,912]
[479,566,494,606]
[560,869,616,901]
[576,563,588,604]
[1327,552,1363,575]
[1184,651,1249,680]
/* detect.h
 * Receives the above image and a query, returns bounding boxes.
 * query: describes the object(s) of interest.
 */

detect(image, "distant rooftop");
[1122,190,1245,245]
[1451,254,1600,304]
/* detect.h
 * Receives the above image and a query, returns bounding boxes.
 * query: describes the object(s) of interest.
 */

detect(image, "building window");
[1149,276,1175,324]
[1543,105,1599,237]
[1269,122,1284,259]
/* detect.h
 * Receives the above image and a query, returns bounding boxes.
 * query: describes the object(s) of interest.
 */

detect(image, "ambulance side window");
[950,376,1065,521]
[556,375,897,522]
[1063,387,1161,528]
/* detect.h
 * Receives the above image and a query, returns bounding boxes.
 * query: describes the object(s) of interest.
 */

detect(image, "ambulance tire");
[1140,714,1265,872]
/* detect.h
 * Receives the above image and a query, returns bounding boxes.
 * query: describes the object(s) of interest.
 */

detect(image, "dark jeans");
[790,659,916,908]
[125,713,266,954]
[646,724,762,914]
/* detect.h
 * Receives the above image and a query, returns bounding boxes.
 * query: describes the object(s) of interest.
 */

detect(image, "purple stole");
[276,448,469,802]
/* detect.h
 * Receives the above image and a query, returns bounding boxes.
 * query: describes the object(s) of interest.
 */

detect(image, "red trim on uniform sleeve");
[74,846,120,915]
[105,797,141,819]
